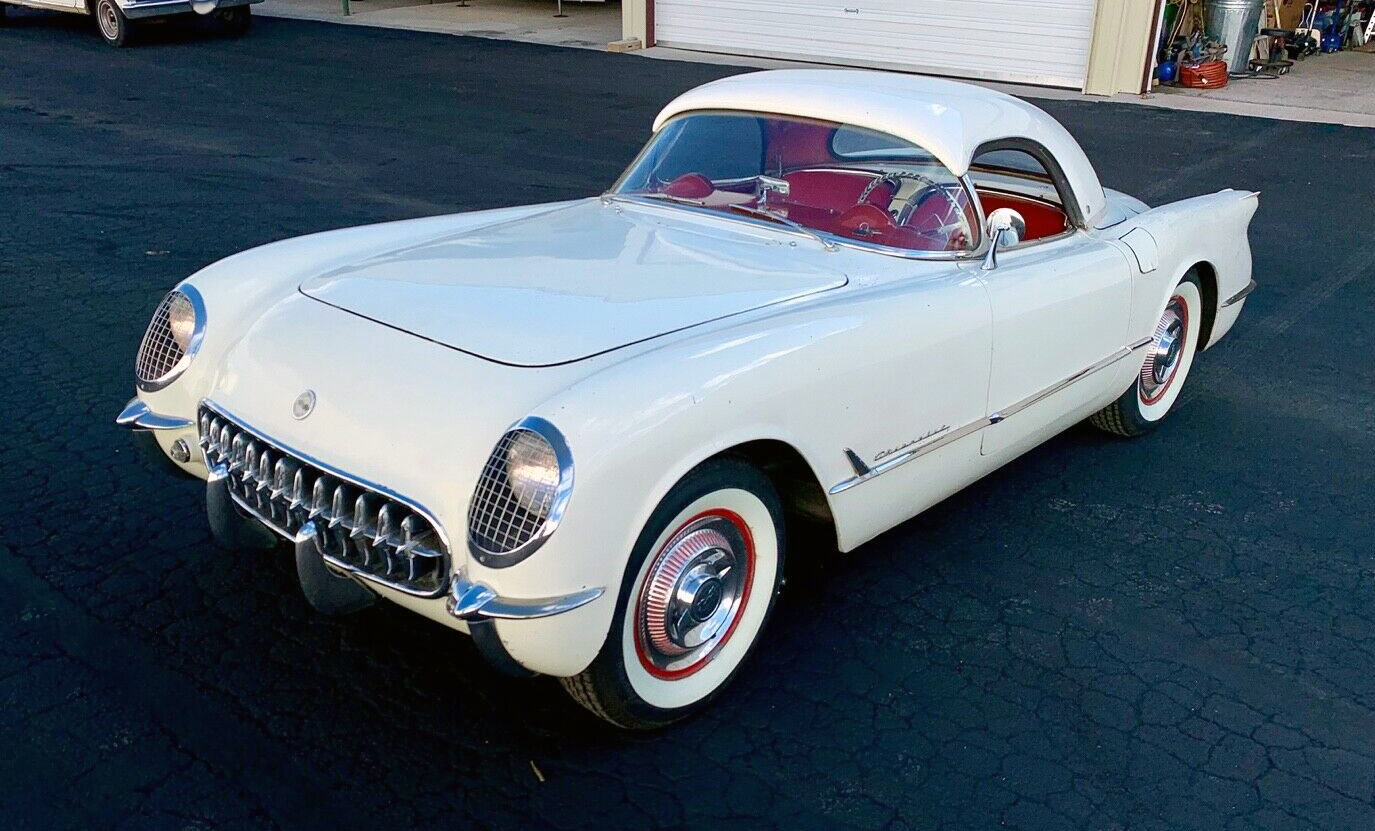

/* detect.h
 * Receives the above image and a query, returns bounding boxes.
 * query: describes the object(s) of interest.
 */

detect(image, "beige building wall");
[619,0,1160,96]
[1083,0,1162,95]
[623,0,648,44]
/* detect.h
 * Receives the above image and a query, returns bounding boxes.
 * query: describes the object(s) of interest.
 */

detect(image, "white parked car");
[0,0,259,46]
[117,70,1258,728]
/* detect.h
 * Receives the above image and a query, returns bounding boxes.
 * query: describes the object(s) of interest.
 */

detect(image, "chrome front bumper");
[117,396,603,625]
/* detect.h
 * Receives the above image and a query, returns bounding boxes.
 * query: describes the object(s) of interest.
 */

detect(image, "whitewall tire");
[1090,272,1203,437]
[561,457,784,728]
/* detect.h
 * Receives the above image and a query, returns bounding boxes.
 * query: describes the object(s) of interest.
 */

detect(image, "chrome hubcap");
[638,518,749,672]
[1140,298,1186,401]
[98,2,119,38]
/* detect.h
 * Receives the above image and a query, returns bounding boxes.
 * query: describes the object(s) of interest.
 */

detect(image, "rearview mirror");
[981,207,1026,271]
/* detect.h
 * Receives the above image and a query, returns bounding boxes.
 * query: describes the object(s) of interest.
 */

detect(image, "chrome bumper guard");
[446,580,603,621]
[116,397,193,431]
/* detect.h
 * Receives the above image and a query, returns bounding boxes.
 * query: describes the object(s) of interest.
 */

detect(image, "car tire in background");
[216,4,250,36]
[1090,270,1204,437]
[94,0,133,46]
[561,457,786,729]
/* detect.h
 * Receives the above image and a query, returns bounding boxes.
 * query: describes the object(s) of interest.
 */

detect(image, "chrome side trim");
[830,416,993,495]
[829,338,1154,495]
[994,337,1150,423]
[115,397,193,431]
[446,576,604,621]
[1222,279,1257,307]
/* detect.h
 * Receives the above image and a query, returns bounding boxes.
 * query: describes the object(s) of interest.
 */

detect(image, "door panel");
[977,233,1132,456]
[823,265,993,550]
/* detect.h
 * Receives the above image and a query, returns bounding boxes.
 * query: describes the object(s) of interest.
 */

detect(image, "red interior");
[644,115,1072,252]
[657,171,1067,252]
[976,191,1069,241]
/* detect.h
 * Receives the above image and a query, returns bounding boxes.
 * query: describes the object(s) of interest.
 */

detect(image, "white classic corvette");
[117,70,1257,728]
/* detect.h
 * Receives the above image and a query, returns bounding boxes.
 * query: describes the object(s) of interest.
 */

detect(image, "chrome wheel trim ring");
[635,515,752,677]
[97,0,120,39]
[1140,296,1188,405]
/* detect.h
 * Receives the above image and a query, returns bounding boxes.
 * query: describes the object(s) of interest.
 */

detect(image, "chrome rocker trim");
[830,337,1154,495]
[115,397,193,431]
[1222,279,1257,307]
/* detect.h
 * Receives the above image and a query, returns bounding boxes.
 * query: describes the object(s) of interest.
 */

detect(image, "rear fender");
[1112,189,1258,349]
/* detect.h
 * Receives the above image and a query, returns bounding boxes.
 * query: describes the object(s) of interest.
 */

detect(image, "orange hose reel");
[1178,60,1229,88]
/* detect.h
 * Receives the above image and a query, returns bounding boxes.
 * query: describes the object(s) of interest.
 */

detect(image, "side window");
[968,147,1071,244]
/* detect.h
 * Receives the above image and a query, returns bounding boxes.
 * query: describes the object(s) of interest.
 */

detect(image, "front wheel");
[560,457,785,729]
[216,4,250,36]
[1090,272,1203,437]
[94,0,133,46]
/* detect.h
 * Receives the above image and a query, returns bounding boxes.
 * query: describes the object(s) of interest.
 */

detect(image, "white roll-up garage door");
[653,0,1097,89]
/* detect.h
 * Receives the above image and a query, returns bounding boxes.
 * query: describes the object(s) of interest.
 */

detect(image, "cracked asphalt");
[2,11,1373,830]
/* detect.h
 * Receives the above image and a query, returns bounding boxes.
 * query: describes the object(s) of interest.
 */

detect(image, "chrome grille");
[136,292,190,384]
[468,429,554,556]
[199,405,449,596]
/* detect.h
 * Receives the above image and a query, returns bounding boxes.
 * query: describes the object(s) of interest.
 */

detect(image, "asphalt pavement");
[2,11,1373,831]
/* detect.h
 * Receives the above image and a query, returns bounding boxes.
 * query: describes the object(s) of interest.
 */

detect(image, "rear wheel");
[560,457,785,729]
[1090,272,1203,437]
[94,0,133,46]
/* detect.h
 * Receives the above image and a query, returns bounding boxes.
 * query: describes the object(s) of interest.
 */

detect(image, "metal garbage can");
[1205,0,1267,74]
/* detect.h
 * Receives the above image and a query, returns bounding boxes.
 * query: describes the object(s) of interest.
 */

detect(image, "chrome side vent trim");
[198,403,450,597]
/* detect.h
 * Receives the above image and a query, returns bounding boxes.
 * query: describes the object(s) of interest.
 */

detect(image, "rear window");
[831,125,937,163]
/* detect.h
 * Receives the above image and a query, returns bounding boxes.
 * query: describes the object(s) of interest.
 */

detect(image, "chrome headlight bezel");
[466,417,573,568]
[134,284,206,392]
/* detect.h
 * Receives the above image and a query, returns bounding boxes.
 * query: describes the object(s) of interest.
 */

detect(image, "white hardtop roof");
[654,69,1107,225]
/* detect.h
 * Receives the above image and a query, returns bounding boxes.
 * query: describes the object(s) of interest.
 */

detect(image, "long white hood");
[300,199,849,367]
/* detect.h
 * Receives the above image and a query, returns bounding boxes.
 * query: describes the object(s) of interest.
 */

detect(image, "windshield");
[613,112,977,253]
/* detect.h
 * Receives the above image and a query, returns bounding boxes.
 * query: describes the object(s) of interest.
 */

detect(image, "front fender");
[132,202,581,459]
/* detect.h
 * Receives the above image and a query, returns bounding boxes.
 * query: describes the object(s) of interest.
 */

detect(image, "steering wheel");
[843,172,973,250]
[899,182,972,249]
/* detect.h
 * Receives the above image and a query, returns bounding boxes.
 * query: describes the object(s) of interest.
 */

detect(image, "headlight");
[135,285,205,391]
[467,417,573,567]
[505,430,560,514]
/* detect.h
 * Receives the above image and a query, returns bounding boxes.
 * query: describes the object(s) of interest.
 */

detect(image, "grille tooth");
[309,476,331,520]
[270,459,293,501]
[375,503,395,546]
[288,469,308,511]
[328,484,349,530]
[228,433,246,472]
[256,449,274,494]
[196,405,449,596]
[350,493,375,540]
[242,441,260,483]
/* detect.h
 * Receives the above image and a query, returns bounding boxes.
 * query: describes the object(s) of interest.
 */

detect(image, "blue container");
[1157,60,1179,83]
[1321,33,1342,52]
